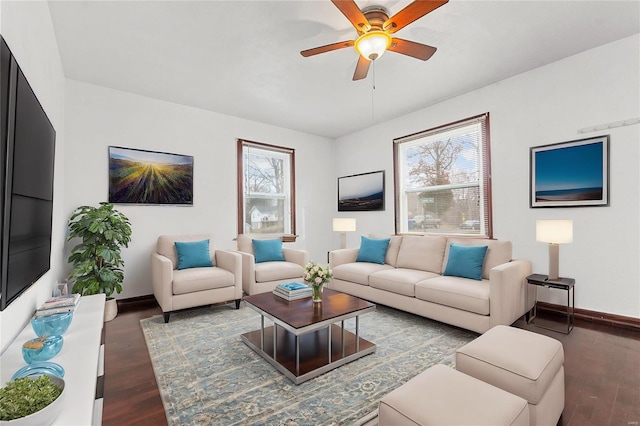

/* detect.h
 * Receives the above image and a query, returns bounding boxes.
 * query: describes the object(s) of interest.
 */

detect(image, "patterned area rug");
[141,302,477,425]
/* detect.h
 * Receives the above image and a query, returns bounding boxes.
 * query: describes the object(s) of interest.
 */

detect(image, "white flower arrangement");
[303,262,332,287]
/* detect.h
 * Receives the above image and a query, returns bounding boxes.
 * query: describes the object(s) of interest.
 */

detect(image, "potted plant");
[67,202,132,321]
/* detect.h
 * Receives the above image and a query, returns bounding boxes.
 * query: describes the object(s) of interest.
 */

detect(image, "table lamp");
[333,218,356,249]
[536,219,573,280]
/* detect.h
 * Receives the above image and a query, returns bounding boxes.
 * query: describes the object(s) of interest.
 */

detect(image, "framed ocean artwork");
[530,135,609,208]
[338,170,385,211]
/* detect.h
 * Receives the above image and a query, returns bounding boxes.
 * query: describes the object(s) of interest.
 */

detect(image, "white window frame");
[393,113,492,237]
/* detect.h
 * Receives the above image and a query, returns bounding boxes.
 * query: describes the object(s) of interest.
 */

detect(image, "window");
[237,140,296,240]
[394,113,492,237]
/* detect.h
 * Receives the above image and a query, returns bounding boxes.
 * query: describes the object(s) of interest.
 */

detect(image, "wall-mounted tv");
[0,35,56,310]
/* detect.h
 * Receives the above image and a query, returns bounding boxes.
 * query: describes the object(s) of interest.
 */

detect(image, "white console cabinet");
[0,294,106,425]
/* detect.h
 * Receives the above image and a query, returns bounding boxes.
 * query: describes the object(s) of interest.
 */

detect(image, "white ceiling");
[48,1,640,139]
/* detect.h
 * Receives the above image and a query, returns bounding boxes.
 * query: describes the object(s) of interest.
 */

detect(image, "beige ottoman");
[456,325,564,426]
[378,364,529,426]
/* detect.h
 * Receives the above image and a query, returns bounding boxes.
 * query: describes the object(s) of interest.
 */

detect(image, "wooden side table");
[526,273,575,334]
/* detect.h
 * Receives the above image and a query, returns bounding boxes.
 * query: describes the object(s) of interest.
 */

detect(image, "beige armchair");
[236,234,309,295]
[151,234,242,323]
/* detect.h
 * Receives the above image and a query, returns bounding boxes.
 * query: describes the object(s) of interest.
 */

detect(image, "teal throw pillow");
[356,236,390,265]
[175,239,214,270]
[253,238,285,263]
[443,243,488,281]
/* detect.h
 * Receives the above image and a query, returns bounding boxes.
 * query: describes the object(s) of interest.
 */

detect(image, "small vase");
[311,283,324,303]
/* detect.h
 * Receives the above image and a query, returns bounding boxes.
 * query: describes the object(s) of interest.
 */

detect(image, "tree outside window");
[237,140,296,239]
[394,114,492,237]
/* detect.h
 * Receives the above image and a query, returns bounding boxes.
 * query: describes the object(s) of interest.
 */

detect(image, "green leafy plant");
[0,375,62,421]
[67,202,132,297]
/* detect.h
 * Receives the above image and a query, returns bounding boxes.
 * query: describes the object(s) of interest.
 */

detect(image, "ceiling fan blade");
[353,56,370,80]
[331,0,371,33]
[384,0,448,34]
[388,38,437,61]
[300,40,355,57]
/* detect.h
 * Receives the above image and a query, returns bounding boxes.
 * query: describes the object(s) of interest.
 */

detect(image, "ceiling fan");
[301,0,448,81]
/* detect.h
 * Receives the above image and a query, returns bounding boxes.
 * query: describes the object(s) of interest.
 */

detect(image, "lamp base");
[548,243,560,281]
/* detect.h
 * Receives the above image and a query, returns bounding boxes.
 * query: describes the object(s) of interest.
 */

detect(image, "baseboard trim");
[537,301,640,331]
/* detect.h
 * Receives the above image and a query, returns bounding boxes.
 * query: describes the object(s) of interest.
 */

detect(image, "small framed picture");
[530,135,609,208]
[338,170,385,211]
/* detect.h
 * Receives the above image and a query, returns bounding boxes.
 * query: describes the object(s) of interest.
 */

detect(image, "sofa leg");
[163,312,170,323]
[235,299,241,309]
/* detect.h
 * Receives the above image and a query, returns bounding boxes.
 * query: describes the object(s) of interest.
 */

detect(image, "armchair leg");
[163,312,170,323]
[235,299,241,309]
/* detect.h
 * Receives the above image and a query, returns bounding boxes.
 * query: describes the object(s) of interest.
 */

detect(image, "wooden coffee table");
[241,288,376,384]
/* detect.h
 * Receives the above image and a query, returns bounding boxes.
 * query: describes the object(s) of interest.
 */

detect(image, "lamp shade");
[536,220,573,244]
[354,31,391,61]
[333,218,356,232]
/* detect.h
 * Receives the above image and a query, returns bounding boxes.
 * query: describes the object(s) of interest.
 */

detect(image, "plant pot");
[103,298,118,322]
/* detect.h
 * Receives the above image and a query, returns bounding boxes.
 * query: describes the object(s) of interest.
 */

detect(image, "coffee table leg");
[356,316,360,352]
[273,324,277,361]
[341,320,345,357]
[296,335,300,375]
[328,325,332,363]
[260,315,265,350]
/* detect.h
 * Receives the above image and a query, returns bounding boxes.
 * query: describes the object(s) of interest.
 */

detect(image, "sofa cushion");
[332,262,393,286]
[396,235,447,273]
[172,267,235,294]
[445,238,512,279]
[356,236,390,264]
[254,261,303,283]
[415,276,490,315]
[175,239,214,270]
[443,243,488,280]
[157,234,213,269]
[370,268,440,297]
[253,238,285,263]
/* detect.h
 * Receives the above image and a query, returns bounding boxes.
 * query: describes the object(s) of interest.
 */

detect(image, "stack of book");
[273,282,312,301]
[35,293,81,317]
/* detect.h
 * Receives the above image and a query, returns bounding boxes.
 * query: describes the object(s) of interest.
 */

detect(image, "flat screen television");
[0,35,56,310]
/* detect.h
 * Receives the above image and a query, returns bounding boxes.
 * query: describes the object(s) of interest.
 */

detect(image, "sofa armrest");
[329,248,359,268]
[151,253,174,312]
[283,248,309,267]
[488,259,532,328]
[215,249,243,299]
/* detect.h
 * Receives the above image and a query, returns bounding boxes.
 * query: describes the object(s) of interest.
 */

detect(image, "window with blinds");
[393,113,492,237]
[237,140,296,239]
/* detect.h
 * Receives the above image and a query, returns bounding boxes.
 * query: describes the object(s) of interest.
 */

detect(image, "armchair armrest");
[215,249,243,299]
[151,253,174,312]
[329,248,359,268]
[236,251,257,295]
[283,248,309,267]
[489,259,532,328]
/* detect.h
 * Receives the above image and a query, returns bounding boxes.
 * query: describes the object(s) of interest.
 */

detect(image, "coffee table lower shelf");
[241,323,376,384]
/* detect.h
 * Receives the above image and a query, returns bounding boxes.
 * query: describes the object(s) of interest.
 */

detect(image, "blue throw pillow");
[253,238,285,263]
[175,240,214,270]
[356,236,390,265]
[443,243,488,281]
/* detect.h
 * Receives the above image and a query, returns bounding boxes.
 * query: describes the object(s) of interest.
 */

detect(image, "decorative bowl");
[0,375,65,426]
[11,362,65,381]
[30,312,73,337]
[21,335,64,364]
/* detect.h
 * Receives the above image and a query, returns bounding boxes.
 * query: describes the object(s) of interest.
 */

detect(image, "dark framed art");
[530,135,609,208]
[338,170,385,211]
[108,146,193,205]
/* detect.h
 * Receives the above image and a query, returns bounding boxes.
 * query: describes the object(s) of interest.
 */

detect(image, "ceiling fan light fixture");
[355,31,391,61]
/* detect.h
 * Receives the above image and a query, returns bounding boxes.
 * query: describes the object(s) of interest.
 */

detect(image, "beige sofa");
[236,234,309,295]
[328,235,532,334]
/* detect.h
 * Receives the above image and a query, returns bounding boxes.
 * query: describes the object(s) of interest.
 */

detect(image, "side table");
[526,273,575,334]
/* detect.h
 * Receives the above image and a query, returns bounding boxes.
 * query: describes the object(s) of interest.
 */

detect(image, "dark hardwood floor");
[103,299,640,426]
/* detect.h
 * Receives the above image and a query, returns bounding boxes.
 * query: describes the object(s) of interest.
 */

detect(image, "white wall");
[63,80,335,300]
[0,1,66,353]
[334,35,640,318]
